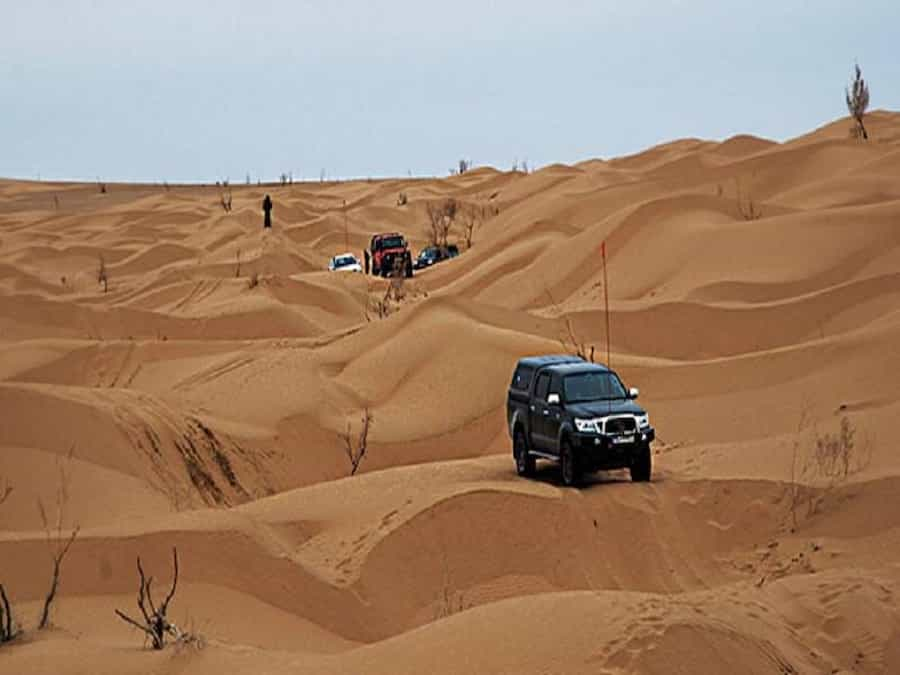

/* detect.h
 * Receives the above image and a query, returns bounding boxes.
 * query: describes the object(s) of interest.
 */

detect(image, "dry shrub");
[115,548,182,650]
[459,202,482,249]
[787,414,872,530]
[425,198,458,249]
[97,255,108,293]
[338,409,373,476]
[397,192,408,206]
[544,288,595,362]
[1,478,16,644]
[37,445,80,630]
[735,176,761,220]
[247,272,259,289]
[845,63,870,140]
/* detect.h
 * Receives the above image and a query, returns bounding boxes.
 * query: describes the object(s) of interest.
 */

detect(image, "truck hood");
[566,399,645,418]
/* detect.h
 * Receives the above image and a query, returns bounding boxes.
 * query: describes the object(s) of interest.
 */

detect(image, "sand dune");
[2,112,900,674]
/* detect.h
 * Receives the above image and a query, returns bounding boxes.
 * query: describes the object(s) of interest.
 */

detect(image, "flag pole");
[601,241,611,368]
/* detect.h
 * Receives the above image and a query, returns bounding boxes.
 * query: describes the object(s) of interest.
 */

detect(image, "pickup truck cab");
[507,356,655,486]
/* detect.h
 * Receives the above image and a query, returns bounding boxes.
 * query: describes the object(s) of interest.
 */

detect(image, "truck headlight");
[637,414,650,429]
[574,418,597,433]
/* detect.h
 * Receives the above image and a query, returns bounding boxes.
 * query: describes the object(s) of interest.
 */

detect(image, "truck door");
[545,372,564,450]
[530,371,551,450]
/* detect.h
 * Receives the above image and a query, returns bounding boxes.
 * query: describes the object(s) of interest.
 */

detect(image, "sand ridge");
[1,112,900,673]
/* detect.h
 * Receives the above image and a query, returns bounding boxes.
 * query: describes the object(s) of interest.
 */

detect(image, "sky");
[2,1,899,182]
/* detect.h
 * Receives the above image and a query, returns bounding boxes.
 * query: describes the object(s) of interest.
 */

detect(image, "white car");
[328,253,363,273]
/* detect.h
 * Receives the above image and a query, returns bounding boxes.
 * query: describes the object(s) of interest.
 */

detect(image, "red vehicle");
[369,233,413,278]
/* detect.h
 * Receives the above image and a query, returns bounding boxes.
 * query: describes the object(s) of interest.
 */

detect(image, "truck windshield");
[379,236,404,249]
[333,256,356,268]
[563,372,627,403]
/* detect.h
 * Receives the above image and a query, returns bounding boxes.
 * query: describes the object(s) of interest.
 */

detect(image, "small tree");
[115,548,180,650]
[97,255,108,293]
[458,159,471,174]
[0,478,16,644]
[846,63,870,140]
[459,203,481,249]
[425,199,458,250]
[339,409,373,476]
[37,445,80,630]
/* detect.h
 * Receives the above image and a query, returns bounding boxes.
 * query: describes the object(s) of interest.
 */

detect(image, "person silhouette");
[262,194,273,229]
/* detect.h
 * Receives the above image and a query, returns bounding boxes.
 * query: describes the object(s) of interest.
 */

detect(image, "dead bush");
[786,414,872,530]
[544,288,595,362]
[425,198,458,249]
[339,409,373,476]
[1,479,17,644]
[846,63,870,140]
[458,159,471,174]
[397,192,408,206]
[735,176,761,221]
[115,548,181,650]
[37,445,80,630]
[247,272,259,289]
[220,189,232,213]
[97,255,108,293]
[459,203,482,249]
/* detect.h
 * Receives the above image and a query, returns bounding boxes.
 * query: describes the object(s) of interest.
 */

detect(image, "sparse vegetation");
[97,255,108,293]
[846,63,870,140]
[735,176,761,220]
[397,191,408,206]
[338,409,373,476]
[37,445,80,630]
[0,478,16,644]
[458,159,471,175]
[220,188,233,213]
[545,288,595,362]
[459,202,483,249]
[425,198,458,250]
[247,271,259,289]
[115,548,183,649]
[786,413,872,531]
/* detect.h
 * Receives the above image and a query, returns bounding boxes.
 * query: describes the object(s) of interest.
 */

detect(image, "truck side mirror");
[547,393,560,405]
[629,387,639,399]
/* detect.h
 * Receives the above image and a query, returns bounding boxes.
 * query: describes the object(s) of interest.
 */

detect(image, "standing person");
[262,194,273,229]
[363,248,370,274]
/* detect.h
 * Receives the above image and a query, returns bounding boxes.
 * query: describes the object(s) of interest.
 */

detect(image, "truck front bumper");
[570,426,655,469]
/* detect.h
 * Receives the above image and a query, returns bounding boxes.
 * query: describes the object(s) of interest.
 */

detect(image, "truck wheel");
[630,443,652,482]
[560,438,581,487]
[514,429,535,477]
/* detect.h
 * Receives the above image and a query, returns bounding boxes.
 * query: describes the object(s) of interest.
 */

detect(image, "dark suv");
[507,356,655,486]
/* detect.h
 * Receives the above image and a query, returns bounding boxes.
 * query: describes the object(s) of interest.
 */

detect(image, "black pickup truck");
[507,356,655,486]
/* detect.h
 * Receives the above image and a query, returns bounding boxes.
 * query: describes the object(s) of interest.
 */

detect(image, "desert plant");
[735,176,761,221]
[98,179,107,194]
[115,548,181,650]
[234,249,241,278]
[786,414,871,530]
[37,445,80,630]
[544,288,595,362]
[280,172,289,186]
[338,409,373,476]
[459,202,482,249]
[220,189,232,213]
[397,192,408,206]
[845,63,870,140]
[0,478,15,644]
[425,198,458,249]
[247,271,259,289]
[97,255,108,293]
[458,159,471,174]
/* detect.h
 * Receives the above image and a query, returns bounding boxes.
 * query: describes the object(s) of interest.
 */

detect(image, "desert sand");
[1,111,900,674]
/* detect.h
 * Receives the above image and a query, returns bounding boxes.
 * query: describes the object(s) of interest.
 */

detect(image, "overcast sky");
[2,1,898,182]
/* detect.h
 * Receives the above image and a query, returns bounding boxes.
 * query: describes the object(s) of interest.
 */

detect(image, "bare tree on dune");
[115,548,189,649]
[425,198,458,251]
[1,478,17,644]
[339,409,373,476]
[846,63,870,140]
[37,445,80,630]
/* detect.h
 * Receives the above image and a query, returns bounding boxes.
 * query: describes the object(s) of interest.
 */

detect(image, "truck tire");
[630,443,652,482]
[560,438,581,487]
[514,428,535,477]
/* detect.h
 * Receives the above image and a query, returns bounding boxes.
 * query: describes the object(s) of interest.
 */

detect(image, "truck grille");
[605,417,637,435]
